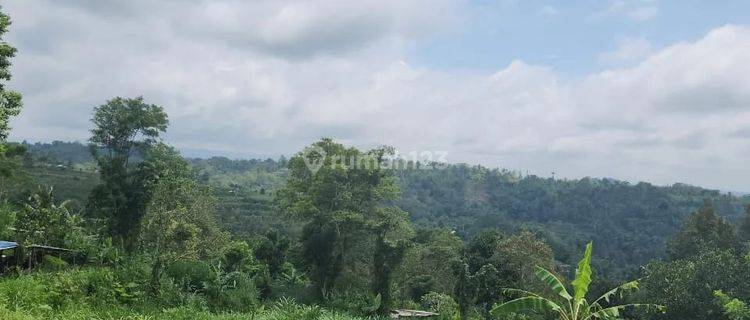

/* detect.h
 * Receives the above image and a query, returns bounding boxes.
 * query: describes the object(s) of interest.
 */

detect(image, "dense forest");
[3,6,750,320]
[16,140,750,281]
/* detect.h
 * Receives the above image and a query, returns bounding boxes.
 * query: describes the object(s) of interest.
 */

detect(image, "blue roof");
[0,241,18,250]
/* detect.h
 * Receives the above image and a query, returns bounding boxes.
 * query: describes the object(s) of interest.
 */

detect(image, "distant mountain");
[22,140,93,164]
[18,141,750,281]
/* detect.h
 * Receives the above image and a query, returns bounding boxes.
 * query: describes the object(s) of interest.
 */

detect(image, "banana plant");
[491,242,665,320]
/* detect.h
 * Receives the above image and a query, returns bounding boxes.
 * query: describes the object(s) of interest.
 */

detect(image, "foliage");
[20,140,750,283]
[715,290,750,320]
[739,205,750,243]
[395,228,463,302]
[166,260,217,292]
[42,255,69,271]
[641,249,749,320]
[253,230,291,278]
[0,5,22,157]
[495,231,556,293]
[667,201,740,260]
[13,187,95,252]
[422,292,460,320]
[0,200,14,239]
[221,240,254,273]
[277,139,410,312]
[492,242,664,320]
[0,267,370,320]
[139,168,228,294]
[87,96,169,246]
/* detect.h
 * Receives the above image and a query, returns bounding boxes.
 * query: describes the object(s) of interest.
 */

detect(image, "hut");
[0,241,19,272]
[26,244,77,268]
[390,309,439,318]
[0,241,77,270]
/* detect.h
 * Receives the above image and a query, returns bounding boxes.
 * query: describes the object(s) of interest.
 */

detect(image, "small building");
[0,241,17,251]
[0,241,78,271]
[0,241,19,271]
[26,244,78,268]
[390,309,439,319]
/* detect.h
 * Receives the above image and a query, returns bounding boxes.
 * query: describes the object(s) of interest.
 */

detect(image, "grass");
[0,267,379,320]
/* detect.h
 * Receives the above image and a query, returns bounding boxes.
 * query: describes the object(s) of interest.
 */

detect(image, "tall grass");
[0,267,381,320]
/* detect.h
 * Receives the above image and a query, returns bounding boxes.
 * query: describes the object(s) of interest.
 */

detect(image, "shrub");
[0,273,52,311]
[202,266,259,313]
[328,291,381,316]
[42,255,69,271]
[166,260,216,292]
[158,277,210,311]
[49,272,86,308]
[407,275,436,301]
[222,241,254,273]
[421,292,459,320]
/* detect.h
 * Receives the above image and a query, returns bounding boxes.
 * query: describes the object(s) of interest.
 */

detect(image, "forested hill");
[18,141,750,279]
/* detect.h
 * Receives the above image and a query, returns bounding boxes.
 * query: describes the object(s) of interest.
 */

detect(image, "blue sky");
[4,0,750,191]
[415,0,750,74]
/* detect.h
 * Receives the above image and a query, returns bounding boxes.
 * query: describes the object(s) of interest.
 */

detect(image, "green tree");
[451,260,499,320]
[496,231,556,293]
[0,7,22,182]
[667,201,739,260]
[641,249,748,320]
[223,240,255,273]
[453,230,555,318]
[87,97,169,246]
[277,138,411,308]
[464,229,505,272]
[254,229,291,278]
[0,201,14,239]
[0,6,21,157]
[370,207,413,314]
[715,290,750,320]
[15,188,74,247]
[396,228,463,302]
[492,242,663,320]
[738,205,750,243]
[139,161,227,295]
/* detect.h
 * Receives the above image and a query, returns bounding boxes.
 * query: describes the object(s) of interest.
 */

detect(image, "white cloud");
[599,37,653,65]
[4,2,750,191]
[594,0,658,22]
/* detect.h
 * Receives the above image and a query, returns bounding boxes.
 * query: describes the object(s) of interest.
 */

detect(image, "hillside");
[16,141,750,280]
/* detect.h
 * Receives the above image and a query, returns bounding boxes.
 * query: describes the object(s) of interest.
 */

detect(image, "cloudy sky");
[4,0,750,191]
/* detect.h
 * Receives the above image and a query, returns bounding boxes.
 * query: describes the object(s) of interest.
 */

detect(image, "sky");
[4,0,750,192]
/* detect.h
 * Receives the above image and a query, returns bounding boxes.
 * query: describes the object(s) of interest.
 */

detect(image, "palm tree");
[491,242,664,320]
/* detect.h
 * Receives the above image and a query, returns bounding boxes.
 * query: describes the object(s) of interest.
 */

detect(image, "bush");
[222,241,254,273]
[421,292,459,320]
[159,278,211,311]
[42,255,69,271]
[407,275,436,301]
[166,260,216,292]
[0,273,51,311]
[328,291,381,316]
[207,272,258,313]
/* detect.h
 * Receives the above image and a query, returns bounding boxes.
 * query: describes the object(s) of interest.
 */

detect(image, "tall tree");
[370,207,413,314]
[738,205,750,243]
[642,249,747,320]
[667,201,739,260]
[277,138,412,310]
[254,229,291,279]
[87,97,168,246]
[140,157,227,295]
[0,6,22,180]
[0,6,21,155]
[395,228,463,302]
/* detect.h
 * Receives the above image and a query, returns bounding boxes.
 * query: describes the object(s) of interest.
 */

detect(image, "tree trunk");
[150,259,163,297]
